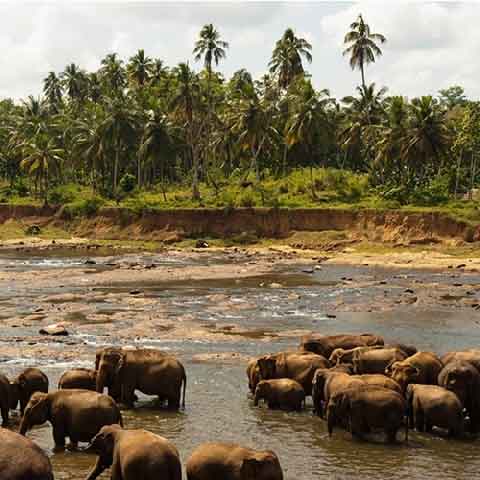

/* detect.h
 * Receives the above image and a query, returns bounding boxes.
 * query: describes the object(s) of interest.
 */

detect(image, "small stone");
[405,288,415,294]
[130,289,142,295]
[195,240,209,249]
[84,259,96,265]
[39,324,69,336]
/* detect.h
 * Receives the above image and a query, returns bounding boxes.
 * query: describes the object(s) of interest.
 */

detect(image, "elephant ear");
[114,352,126,379]
[240,458,261,479]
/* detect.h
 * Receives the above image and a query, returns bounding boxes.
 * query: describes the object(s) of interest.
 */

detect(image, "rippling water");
[2,253,480,479]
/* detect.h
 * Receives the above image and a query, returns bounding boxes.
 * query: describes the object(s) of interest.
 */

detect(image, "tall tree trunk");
[470,151,476,200]
[455,151,462,200]
[360,62,366,90]
[114,140,119,194]
[192,144,200,201]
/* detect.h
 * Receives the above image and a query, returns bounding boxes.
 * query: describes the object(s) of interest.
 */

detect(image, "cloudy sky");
[0,1,478,101]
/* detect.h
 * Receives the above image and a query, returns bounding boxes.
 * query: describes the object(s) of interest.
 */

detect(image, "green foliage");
[63,196,104,218]
[119,173,137,193]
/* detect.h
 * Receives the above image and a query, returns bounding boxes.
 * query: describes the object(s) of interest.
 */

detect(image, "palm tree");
[171,62,205,200]
[127,49,153,89]
[193,24,229,161]
[99,98,139,193]
[87,73,103,104]
[139,108,174,187]
[20,134,63,203]
[269,28,312,90]
[61,63,87,103]
[100,53,127,97]
[342,82,388,123]
[285,81,332,196]
[343,14,386,89]
[151,59,166,86]
[43,72,63,113]
[401,96,450,184]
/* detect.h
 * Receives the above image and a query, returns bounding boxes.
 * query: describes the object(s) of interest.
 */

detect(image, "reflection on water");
[1,255,480,479]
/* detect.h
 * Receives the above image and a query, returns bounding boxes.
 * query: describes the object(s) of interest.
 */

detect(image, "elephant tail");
[182,371,187,409]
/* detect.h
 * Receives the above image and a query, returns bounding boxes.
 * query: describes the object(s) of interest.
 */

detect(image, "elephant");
[438,360,480,433]
[0,373,10,425]
[356,374,402,394]
[352,348,408,375]
[326,386,408,443]
[0,427,54,480]
[85,424,181,480]
[10,367,49,414]
[19,389,123,448]
[386,352,443,392]
[312,369,364,417]
[300,333,384,358]
[96,347,186,409]
[441,350,480,372]
[254,379,305,411]
[246,358,261,393]
[388,343,418,358]
[257,351,329,396]
[58,368,96,391]
[406,384,464,437]
[186,442,283,480]
[329,346,383,365]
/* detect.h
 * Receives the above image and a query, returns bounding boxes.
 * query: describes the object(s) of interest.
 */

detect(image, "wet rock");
[129,289,142,295]
[84,259,96,265]
[302,268,314,274]
[268,282,283,289]
[39,324,69,336]
[457,264,467,269]
[453,283,463,287]
[405,288,415,294]
[25,225,41,236]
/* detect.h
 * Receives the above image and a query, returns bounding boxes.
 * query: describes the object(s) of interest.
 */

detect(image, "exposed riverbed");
[1,246,480,479]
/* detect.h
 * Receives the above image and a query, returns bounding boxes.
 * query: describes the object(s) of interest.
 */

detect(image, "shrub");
[239,192,256,208]
[119,174,137,193]
[64,196,104,218]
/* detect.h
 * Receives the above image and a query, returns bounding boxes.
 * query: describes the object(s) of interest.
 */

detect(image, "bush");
[64,196,104,218]
[119,174,137,193]
[48,184,78,205]
[10,179,29,197]
[239,192,256,208]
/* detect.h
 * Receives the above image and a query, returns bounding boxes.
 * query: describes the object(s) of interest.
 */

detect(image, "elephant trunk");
[19,417,29,436]
[253,391,260,406]
[96,370,107,393]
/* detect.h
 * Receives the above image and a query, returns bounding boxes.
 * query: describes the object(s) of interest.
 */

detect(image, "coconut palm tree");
[43,72,63,113]
[342,82,388,123]
[61,63,87,104]
[269,28,312,90]
[127,49,153,89]
[20,134,63,203]
[343,14,386,89]
[100,53,127,97]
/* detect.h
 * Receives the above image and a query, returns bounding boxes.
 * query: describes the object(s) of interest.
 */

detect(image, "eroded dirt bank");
[0,204,477,244]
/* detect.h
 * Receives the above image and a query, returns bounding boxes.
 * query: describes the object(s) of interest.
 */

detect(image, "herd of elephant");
[247,333,480,443]
[0,346,282,480]
[2,334,480,479]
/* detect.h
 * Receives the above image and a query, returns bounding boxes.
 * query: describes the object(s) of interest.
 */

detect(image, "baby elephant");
[58,368,97,391]
[187,442,283,480]
[85,424,181,480]
[20,389,122,448]
[254,379,305,411]
[10,367,49,414]
[406,384,464,437]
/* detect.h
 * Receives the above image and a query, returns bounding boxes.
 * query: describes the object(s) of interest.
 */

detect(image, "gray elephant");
[406,384,464,437]
[329,346,383,365]
[357,374,402,394]
[300,333,384,358]
[254,379,305,411]
[257,351,329,396]
[312,369,363,417]
[246,358,261,393]
[186,442,283,480]
[352,348,408,374]
[58,368,96,391]
[20,389,122,448]
[96,347,186,409]
[10,367,49,414]
[0,427,54,480]
[85,424,181,480]
[441,350,480,372]
[386,352,443,392]
[0,373,10,425]
[438,360,480,433]
[327,386,408,443]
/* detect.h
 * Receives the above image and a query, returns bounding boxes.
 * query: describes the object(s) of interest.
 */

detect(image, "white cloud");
[0,1,479,100]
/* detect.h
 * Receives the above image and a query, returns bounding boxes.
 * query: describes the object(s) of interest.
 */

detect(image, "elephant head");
[96,349,124,394]
[257,356,276,381]
[240,451,283,480]
[19,392,50,435]
[387,363,420,391]
[253,381,270,406]
[87,424,122,468]
[440,361,478,406]
[326,391,350,436]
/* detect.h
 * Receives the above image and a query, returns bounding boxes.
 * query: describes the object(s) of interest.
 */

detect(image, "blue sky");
[0,1,477,100]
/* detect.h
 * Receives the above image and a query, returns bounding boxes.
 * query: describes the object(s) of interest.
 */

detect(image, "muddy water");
[2,252,480,479]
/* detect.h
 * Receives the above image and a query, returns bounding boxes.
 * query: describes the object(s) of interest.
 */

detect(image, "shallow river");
[2,250,480,479]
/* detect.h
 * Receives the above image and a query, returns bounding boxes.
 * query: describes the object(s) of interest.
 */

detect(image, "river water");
[1,249,480,479]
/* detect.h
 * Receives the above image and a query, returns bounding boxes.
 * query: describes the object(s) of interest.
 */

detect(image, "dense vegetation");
[0,15,479,216]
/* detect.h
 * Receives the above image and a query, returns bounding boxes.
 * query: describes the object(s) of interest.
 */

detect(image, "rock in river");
[39,324,69,336]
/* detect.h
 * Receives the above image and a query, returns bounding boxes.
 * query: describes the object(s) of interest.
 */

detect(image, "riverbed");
[1,247,480,479]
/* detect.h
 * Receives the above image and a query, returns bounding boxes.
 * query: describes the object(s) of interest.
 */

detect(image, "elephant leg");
[386,428,398,443]
[122,384,136,408]
[111,461,123,480]
[52,424,66,449]
[414,409,424,432]
[167,391,181,410]
[1,405,9,426]
[20,397,26,416]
